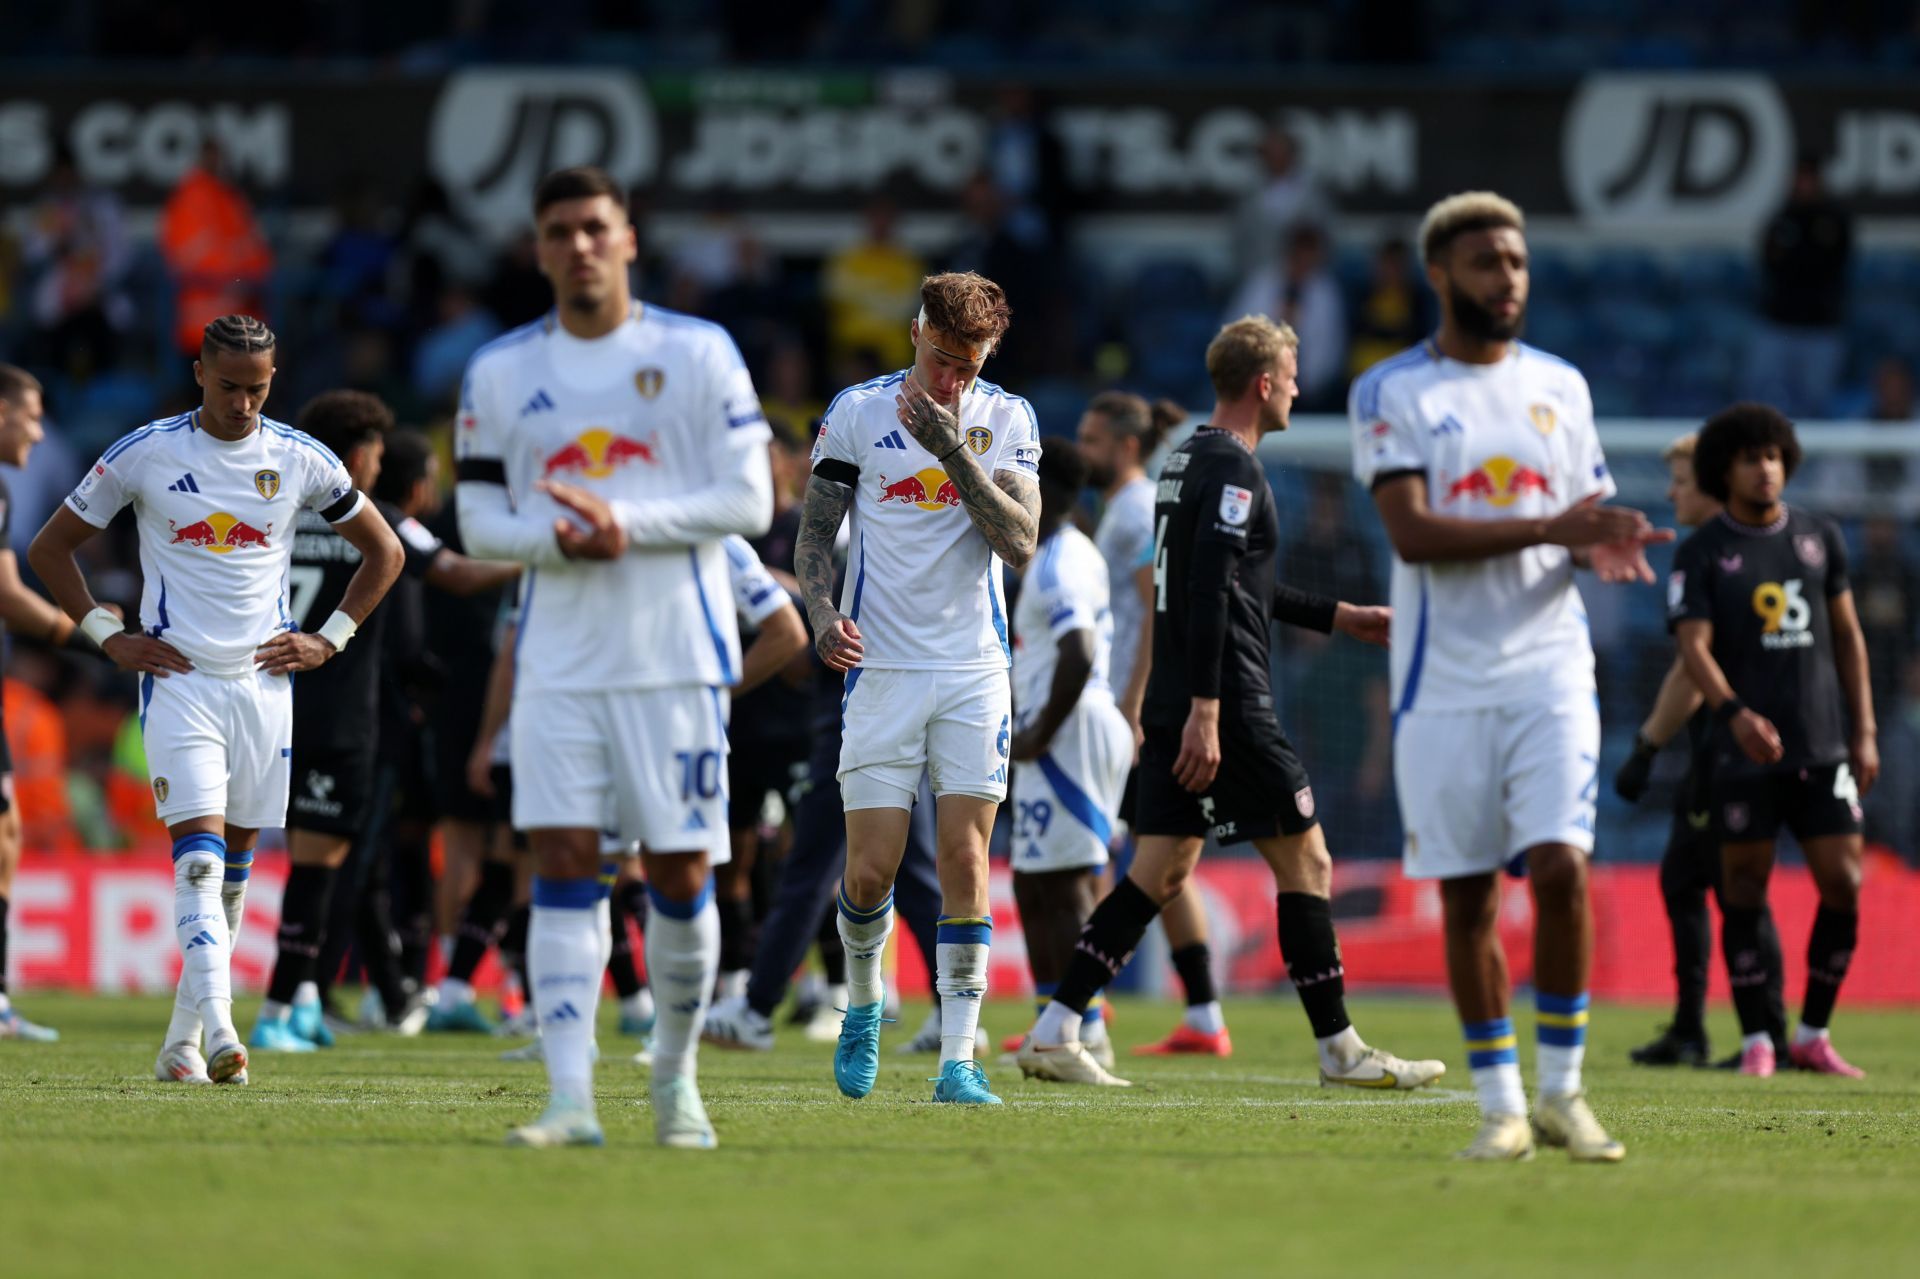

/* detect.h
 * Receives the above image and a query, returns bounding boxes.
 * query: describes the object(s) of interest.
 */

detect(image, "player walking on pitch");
[796,271,1041,1106]
[455,166,772,1148]
[1669,405,1875,1079]
[1357,193,1668,1160]
[31,315,404,1085]
[1021,315,1441,1091]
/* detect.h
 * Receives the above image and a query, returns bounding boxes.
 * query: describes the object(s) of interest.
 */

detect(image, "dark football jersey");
[288,499,438,753]
[1668,506,1851,777]
[1143,428,1279,728]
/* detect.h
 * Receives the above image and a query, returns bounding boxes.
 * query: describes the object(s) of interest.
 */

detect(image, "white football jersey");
[1093,475,1155,699]
[724,534,789,629]
[66,410,360,677]
[811,371,1040,670]
[456,304,772,697]
[1350,340,1614,713]
[1013,525,1113,722]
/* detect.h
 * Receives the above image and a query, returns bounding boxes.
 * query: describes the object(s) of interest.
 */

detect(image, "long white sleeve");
[611,446,773,547]
[456,480,566,567]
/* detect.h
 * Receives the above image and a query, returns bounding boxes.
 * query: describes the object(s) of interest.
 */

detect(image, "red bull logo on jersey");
[875,468,961,512]
[1444,456,1554,508]
[541,428,659,479]
[168,512,273,553]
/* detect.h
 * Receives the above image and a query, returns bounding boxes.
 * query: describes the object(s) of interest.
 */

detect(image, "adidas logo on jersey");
[519,389,557,417]
[167,473,202,493]
[183,929,219,951]
[874,429,908,450]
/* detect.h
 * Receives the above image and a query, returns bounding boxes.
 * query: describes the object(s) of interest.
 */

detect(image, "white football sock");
[935,917,990,1065]
[595,896,613,974]
[1032,1000,1082,1046]
[645,886,720,1085]
[1536,1042,1584,1097]
[836,887,893,1009]
[438,976,474,1006]
[1183,1001,1226,1035]
[1081,1007,1109,1048]
[1793,1022,1828,1047]
[222,880,247,943]
[620,988,655,1022]
[1471,1062,1527,1118]
[1743,1031,1772,1052]
[1316,1024,1366,1074]
[173,851,235,1045]
[529,880,603,1110]
[293,981,320,1007]
[259,1000,291,1022]
[717,969,748,1001]
[164,975,201,1049]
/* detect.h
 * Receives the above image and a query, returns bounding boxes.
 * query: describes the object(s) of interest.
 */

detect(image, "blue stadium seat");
[1129,258,1215,313]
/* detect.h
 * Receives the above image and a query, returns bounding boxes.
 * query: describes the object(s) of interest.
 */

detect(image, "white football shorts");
[1394,695,1601,880]
[512,686,732,862]
[140,668,293,829]
[837,666,1012,810]
[1010,696,1132,872]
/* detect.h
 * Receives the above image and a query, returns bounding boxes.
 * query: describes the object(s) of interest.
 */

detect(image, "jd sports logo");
[429,71,658,235]
[1564,75,1792,229]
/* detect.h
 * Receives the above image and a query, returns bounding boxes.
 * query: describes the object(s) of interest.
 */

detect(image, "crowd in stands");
[5,103,1920,864]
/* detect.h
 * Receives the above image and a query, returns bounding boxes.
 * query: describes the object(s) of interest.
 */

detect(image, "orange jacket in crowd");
[4,677,73,850]
[157,165,274,355]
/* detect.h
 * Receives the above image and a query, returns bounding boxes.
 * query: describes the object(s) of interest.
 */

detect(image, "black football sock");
[500,904,532,998]
[267,864,336,1007]
[1277,892,1351,1039]
[1051,876,1162,1016]
[1170,941,1218,1008]
[817,904,847,986]
[607,885,643,1000]
[1800,905,1858,1032]
[1659,851,1711,1037]
[448,860,515,985]
[614,878,649,937]
[0,893,10,997]
[1721,904,1783,1039]
[717,895,756,974]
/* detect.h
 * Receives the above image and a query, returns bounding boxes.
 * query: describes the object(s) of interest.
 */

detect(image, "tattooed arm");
[894,382,1039,568]
[794,474,864,671]
[943,451,1040,570]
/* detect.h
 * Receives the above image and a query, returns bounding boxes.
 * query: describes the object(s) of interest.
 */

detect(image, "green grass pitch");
[4,994,1917,1278]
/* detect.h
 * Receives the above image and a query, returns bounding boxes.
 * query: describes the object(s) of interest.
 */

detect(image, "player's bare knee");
[841,858,894,910]
[643,851,709,903]
[1526,845,1587,916]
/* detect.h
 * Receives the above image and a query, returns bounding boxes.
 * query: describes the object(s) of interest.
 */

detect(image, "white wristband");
[80,607,123,649]
[317,610,358,652]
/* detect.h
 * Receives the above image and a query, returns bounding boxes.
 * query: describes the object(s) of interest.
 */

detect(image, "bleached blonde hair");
[1419,191,1525,264]
[1662,432,1698,463]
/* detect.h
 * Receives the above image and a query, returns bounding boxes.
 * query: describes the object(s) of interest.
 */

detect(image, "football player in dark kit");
[1616,431,1785,1068]
[1669,403,1876,1079]
[1017,315,1443,1089]
[251,393,517,1050]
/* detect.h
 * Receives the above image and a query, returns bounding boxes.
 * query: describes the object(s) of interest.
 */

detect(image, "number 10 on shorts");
[675,750,723,800]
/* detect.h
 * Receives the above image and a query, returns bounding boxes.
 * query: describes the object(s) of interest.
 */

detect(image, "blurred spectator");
[1225,224,1347,409]
[318,178,403,333]
[668,199,752,313]
[481,231,551,330]
[1231,126,1331,278]
[399,177,490,300]
[156,140,273,358]
[411,285,502,408]
[1347,239,1431,377]
[4,670,74,851]
[1747,153,1852,418]
[821,199,925,373]
[944,173,1055,383]
[1866,653,1920,863]
[1847,517,1920,709]
[22,145,133,379]
[1806,358,1920,516]
[986,85,1073,247]
[758,336,826,438]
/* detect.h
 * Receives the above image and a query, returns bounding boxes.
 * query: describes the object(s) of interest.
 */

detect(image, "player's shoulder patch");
[1219,484,1254,527]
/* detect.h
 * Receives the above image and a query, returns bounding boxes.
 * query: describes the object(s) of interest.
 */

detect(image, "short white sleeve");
[725,535,790,628]
[811,391,862,471]
[65,456,130,528]
[1350,375,1428,488]
[1001,397,1040,476]
[302,445,358,517]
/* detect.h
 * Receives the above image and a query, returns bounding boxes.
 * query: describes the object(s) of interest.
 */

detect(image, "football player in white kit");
[455,167,772,1149]
[30,315,404,1085]
[1077,391,1235,1057]
[796,271,1040,1106]
[1352,193,1669,1162]
[1005,441,1131,1066]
